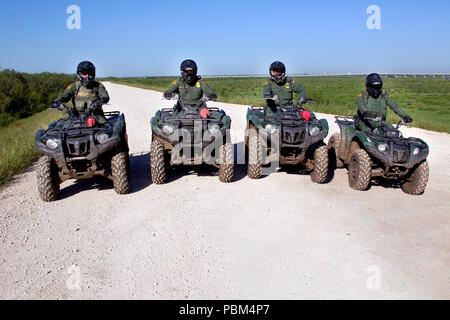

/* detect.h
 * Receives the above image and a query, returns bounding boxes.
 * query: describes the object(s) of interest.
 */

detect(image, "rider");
[52,61,110,124]
[263,61,308,117]
[163,59,217,118]
[356,73,413,131]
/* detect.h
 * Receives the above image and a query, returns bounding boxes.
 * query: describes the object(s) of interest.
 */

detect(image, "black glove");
[363,111,377,119]
[164,91,175,99]
[207,93,217,101]
[92,100,103,109]
[51,101,60,109]
[403,115,413,124]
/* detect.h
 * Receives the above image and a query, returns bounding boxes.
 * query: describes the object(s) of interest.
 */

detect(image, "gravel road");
[1,82,449,299]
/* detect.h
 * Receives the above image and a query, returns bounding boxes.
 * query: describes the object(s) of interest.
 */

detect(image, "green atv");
[150,95,234,183]
[245,96,330,183]
[328,115,430,195]
[35,102,130,202]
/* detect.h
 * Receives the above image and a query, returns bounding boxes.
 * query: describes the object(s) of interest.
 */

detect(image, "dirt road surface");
[1,82,449,299]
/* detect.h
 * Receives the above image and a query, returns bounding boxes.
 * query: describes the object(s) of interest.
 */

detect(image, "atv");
[150,95,234,183]
[35,102,130,201]
[245,96,330,183]
[328,115,429,195]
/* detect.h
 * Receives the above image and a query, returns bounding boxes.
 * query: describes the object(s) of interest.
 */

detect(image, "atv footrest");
[104,111,120,118]
[335,116,355,125]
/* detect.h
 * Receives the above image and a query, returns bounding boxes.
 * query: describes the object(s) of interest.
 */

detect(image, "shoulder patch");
[171,80,177,85]
[196,82,201,88]
[264,81,269,85]
[202,80,207,83]
[388,93,392,98]
[66,84,72,91]
[292,79,296,83]
[357,93,363,98]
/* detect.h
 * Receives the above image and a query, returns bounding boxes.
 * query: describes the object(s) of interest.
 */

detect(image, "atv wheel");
[401,161,429,195]
[37,156,60,202]
[111,152,131,194]
[348,149,372,191]
[151,140,167,184]
[218,142,234,183]
[311,145,329,184]
[247,132,262,179]
[328,133,344,169]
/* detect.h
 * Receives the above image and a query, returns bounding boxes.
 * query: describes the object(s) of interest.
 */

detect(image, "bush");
[0,70,76,127]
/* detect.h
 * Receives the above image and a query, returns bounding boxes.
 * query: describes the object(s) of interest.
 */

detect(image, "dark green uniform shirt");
[263,77,307,110]
[165,76,216,108]
[54,80,110,112]
[356,90,407,130]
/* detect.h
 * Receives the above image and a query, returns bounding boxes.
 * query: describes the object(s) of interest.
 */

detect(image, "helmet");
[366,73,383,99]
[77,61,96,87]
[270,61,286,84]
[180,59,198,85]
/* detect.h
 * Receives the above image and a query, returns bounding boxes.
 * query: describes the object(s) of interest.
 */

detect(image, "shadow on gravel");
[59,176,113,200]
[129,152,151,193]
[371,177,402,190]
[162,143,248,184]
[58,152,152,199]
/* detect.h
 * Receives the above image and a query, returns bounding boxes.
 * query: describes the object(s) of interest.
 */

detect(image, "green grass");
[0,109,64,186]
[107,76,450,133]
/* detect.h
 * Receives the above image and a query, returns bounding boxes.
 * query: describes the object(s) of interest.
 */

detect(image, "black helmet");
[180,59,198,85]
[77,61,96,87]
[366,73,383,99]
[270,61,286,84]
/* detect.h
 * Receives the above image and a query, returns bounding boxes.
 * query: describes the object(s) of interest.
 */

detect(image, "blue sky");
[0,0,449,76]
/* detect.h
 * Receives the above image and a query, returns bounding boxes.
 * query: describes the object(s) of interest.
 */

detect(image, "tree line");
[0,69,76,126]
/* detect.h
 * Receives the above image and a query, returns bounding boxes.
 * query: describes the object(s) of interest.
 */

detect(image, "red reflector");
[86,117,96,127]
[301,110,312,122]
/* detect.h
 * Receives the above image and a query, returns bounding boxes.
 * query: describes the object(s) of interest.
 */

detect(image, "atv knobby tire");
[348,149,372,191]
[247,132,262,179]
[37,156,60,202]
[218,142,234,183]
[401,161,429,195]
[328,133,344,169]
[151,140,167,184]
[111,151,131,194]
[311,145,329,184]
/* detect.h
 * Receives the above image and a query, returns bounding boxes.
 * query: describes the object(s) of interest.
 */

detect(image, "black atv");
[150,95,234,183]
[35,102,130,201]
[245,96,330,183]
[328,115,429,195]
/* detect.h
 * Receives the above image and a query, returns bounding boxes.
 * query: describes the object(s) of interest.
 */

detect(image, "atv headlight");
[378,144,387,152]
[97,133,109,144]
[309,126,320,136]
[46,139,58,150]
[413,147,420,156]
[162,124,174,135]
[208,123,221,134]
[265,124,276,134]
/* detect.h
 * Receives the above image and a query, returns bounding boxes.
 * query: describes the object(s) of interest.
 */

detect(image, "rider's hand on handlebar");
[206,93,217,101]
[403,115,413,124]
[363,111,377,119]
[51,101,60,109]
[264,94,274,100]
[91,100,103,109]
[164,91,176,100]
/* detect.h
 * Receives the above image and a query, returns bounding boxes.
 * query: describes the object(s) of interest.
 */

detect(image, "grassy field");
[107,76,450,133]
[0,109,64,186]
